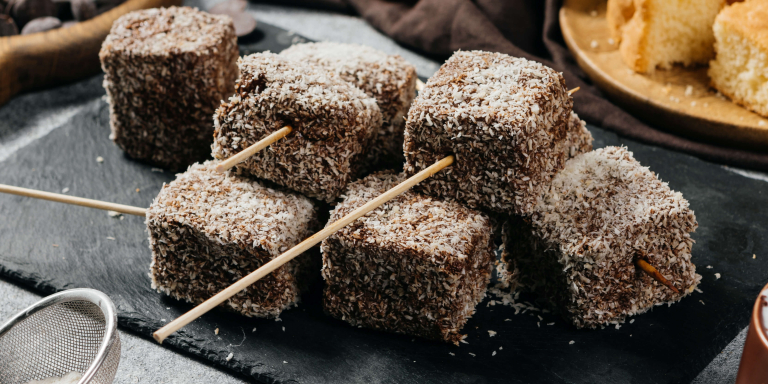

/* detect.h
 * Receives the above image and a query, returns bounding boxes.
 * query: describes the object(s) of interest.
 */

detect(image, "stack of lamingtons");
[0,5,702,347]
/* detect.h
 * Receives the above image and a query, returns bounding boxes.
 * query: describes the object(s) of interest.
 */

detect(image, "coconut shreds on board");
[147,161,319,319]
[100,6,239,171]
[211,52,381,203]
[225,353,233,362]
[321,172,494,345]
[281,42,417,172]
[403,50,593,216]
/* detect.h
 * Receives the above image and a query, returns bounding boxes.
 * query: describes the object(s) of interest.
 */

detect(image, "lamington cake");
[147,161,318,318]
[281,42,417,172]
[321,172,495,344]
[100,7,239,170]
[607,0,727,73]
[502,146,700,328]
[709,0,768,117]
[212,52,382,203]
[403,50,583,215]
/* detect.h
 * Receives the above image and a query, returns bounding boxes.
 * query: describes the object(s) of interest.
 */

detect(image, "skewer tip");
[635,258,680,294]
[568,87,581,95]
[153,331,166,344]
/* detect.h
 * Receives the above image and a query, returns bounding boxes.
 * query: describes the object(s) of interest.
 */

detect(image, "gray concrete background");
[0,2,758,383]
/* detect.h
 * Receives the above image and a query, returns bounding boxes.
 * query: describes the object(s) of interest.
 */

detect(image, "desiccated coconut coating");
[100,7,239,171]
[147,161,319,318]
[503,147,700,328]
[321,172,494,344]
[403,50,574,215]
[212,52,382,203]
[563,111,594,160]
[281,42,417,172]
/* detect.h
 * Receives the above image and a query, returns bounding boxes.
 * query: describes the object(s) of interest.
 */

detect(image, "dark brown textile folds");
[275,0,768,170]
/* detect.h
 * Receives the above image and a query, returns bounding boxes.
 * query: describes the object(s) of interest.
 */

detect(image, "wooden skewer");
[215,126,293,174]
[0,184,146,216]
[153,155,455,344]
[568,87,580,95]
[635,258,680,294]
[416,79,425,92]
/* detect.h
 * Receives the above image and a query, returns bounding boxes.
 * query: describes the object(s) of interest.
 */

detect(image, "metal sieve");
[0,289,121,384]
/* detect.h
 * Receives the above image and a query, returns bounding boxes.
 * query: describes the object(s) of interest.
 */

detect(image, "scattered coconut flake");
[449,352,455,356]
[608,38,615,45]
[151,168,164,173]
[629,319,635,324]
[569,340,575,345]
[282,327,285,332]
[469,353,476,357]
[96,156,104,163]
[492,351,497,356]
[590,40,598,49]
[252,328,257,333]
[684,85,693,97]
[215,328,219,335]
[283,361,288,364]
[225,352,233,361]
[106,237,115,240]
[715,273,721,279]
[62,188,69,194]
[707,265,713,269]
[487,330,497,337]
[700,300,706,305]
[107,211,122,218]
[547,322,555,326]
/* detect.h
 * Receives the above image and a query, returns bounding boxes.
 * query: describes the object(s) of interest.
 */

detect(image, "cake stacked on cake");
[501,147,699,327]
[281,42,418,172]
[403,51,582,215]
[147,161,318,318]
[212,52,382,203]
[100,7,239,170]
[321,172,495,344]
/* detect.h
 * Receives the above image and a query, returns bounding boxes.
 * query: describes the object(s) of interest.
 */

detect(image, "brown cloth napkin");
[265,0,768,171]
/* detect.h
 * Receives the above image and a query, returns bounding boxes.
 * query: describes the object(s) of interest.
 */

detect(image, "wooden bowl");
[560,0,768,152]
[0,0,182,106]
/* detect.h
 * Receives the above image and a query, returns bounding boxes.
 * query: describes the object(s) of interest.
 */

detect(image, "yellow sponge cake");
[709,0,768,117]
[608,0,727,73]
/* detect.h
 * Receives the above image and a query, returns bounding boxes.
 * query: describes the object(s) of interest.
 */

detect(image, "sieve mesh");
[0,291,120,384]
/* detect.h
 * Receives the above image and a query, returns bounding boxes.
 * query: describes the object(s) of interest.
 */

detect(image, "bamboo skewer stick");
[416,79,425,92]
[635,258,680,294]
[568,87,580,95]
[152,155,456,344]
[215,126,293,174]
[0,184,146,216]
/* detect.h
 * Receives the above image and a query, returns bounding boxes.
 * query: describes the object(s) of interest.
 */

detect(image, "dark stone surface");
[0,21,766,384]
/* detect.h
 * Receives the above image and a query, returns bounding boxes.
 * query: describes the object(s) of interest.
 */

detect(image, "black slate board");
[1,22,767,384]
